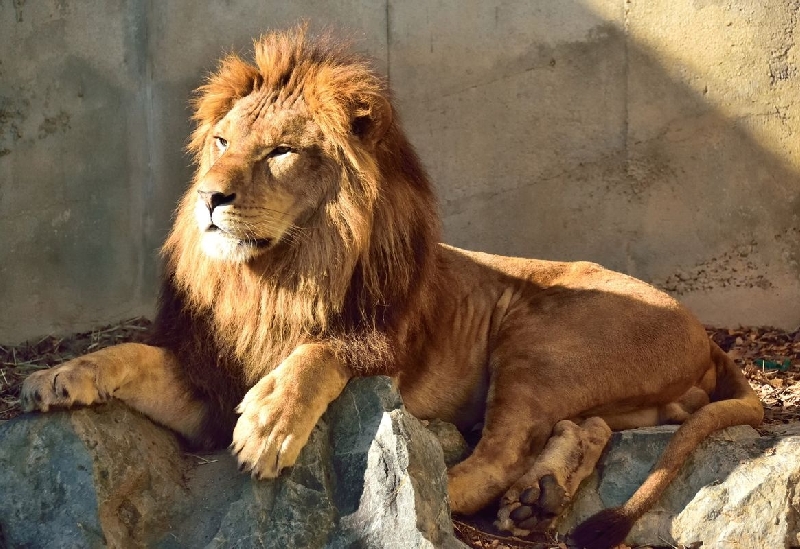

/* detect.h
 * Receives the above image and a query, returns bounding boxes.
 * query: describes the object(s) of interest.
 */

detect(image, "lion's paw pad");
[496,473,570,534]
[520,473,567,516]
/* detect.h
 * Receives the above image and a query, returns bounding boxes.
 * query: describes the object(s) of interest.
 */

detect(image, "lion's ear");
[351,94,392,148]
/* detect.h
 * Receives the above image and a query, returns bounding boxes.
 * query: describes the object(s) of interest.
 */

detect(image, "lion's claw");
[230,371,317,480]
[21,359,103,413]
[53,373,70,399]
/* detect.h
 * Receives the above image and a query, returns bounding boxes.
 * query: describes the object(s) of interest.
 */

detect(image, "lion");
[21,27,762,548]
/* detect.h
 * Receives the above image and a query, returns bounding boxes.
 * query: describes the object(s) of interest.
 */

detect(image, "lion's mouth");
[241,237,272,249]
[206,225,272,249]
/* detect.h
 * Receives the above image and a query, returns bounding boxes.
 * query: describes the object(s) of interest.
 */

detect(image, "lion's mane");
[149,28,441,446]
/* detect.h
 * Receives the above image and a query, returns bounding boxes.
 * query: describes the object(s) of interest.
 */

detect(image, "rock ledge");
[0,377,465,549]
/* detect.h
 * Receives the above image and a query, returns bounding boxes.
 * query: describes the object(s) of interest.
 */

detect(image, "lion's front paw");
[230,372,320,480]
[20,359,104,413]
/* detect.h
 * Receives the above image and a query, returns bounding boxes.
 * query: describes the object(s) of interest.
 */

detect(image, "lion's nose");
[197,190,236,213]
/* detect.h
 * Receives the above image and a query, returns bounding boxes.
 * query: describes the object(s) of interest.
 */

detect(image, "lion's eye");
[214,136,228,152]
[268,145,293,158]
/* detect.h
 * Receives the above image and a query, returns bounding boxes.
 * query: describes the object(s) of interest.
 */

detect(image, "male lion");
[22,28,762,548]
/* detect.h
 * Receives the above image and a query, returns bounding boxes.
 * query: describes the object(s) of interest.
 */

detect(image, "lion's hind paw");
[496,418,612,536]
[496,473,569,535]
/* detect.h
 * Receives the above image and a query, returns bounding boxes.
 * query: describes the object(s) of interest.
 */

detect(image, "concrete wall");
[1,0,798,343]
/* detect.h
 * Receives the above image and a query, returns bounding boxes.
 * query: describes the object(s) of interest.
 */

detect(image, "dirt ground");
[1,320,798,549]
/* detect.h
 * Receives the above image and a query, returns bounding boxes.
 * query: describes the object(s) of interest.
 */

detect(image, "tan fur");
[231,344,350,477]
[21,344,206,439]
[21,27,763,547]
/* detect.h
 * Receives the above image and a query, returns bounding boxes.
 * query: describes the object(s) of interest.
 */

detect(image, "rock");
[556,425,800,548]
[420,419,471,467]
[0,377,465,549]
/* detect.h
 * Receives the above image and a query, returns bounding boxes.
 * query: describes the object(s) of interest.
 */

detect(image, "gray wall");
[1,0,798,343]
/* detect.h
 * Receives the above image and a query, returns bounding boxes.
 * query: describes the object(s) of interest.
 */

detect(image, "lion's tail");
[571,341,763,549]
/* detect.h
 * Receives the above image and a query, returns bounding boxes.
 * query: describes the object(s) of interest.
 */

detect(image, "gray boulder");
[557,425,800,548]
[0,377,465,549]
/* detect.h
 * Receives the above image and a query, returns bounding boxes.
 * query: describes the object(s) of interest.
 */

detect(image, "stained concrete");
[0,0,150,341]
[1,0,798,342]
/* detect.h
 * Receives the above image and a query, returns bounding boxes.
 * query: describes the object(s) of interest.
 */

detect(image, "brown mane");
[153,27,440,441]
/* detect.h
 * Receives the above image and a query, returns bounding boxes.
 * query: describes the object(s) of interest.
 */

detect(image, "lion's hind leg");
[571,345,763,549]
[598,386,711,431]
[496,417,612,536]
[21,343,208,445]
[447,416,553,516]
[446,356,558,516]
[496,386,711,536]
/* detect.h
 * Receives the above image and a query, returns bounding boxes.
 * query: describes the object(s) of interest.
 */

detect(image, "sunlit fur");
[162,26,439,384]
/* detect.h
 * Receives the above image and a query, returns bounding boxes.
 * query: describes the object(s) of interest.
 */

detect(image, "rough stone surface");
[420,419,471,468]
[2,1,799,343]
[0,377,465,549]
[557,425,800,548]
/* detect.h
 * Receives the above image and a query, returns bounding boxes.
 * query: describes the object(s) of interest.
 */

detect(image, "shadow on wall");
[390,0,800,328]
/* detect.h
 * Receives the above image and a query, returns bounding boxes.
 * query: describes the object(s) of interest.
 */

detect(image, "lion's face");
[194,90,339,263]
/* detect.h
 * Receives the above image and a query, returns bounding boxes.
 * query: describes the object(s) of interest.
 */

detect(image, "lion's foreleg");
[231,343,351,479]
[21,343,208,443]
[495,417,612,536]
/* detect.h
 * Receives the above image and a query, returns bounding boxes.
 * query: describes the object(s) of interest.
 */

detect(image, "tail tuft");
[570,506,634,549]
